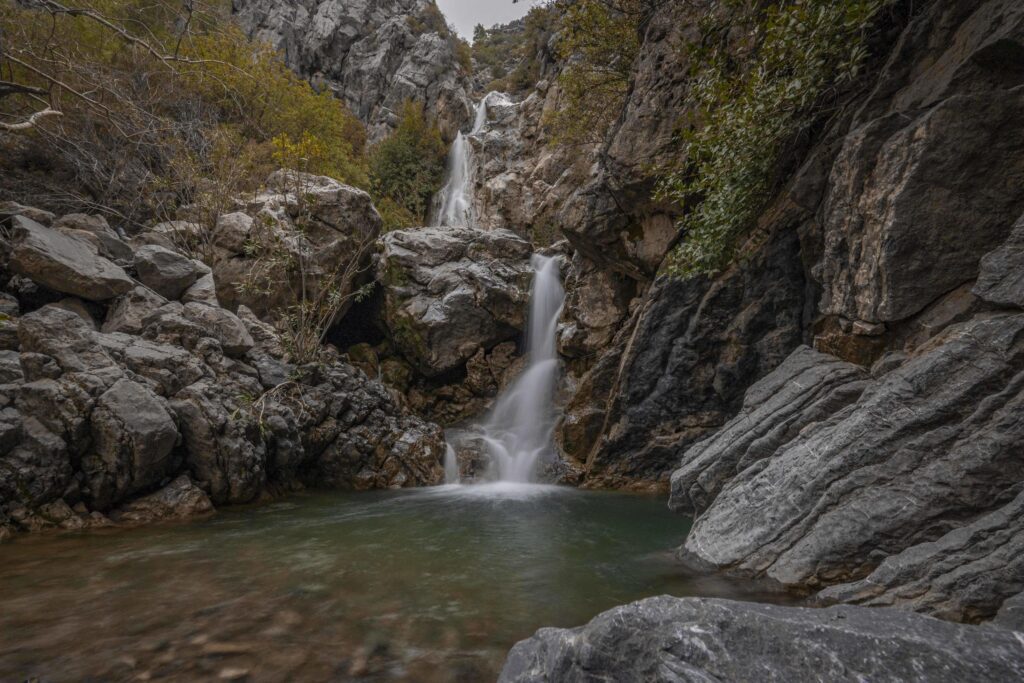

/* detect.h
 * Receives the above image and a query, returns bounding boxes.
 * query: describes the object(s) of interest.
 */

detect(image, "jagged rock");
[103,286,169,335]
[0,202,55,226]
[82,378,179,509]
[680,313,1024,591]
[975,213,1024,308]
[181,302,254,358]
[18,305,119,375]
[231,0,472,141]
[0,351,21,385]
[500,596,1024,682]
[993,593,1024,632]
[0,416,71,508]
[377,226,532,377]
[669,347,869,515]
[212,211,253,253]
[0,319,18,352]
[819,488,1024,623]
[8,216,134,301]
[133,244,204,300]
[111,475,214,525]
[0,293,20,317]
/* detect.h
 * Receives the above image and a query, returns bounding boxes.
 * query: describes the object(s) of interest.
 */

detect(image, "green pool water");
[0,484,770,681]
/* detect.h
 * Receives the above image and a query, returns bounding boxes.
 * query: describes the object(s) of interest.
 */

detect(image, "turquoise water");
[0,485,769,681]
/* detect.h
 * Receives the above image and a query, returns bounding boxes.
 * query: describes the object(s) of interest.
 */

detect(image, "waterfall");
[434,92,508,227]
[477,254,565,482]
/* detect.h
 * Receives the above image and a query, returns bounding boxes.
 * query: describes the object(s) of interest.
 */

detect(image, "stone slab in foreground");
[499,596,1024,683]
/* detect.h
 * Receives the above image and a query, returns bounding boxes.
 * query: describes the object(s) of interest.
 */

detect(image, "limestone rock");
[53,213,133,263]
[103,286,169,335]
[231,0,472,141]
[181,302,254,358]
[8,216,134,301]
[377,226,532,377]
[133,244,204,300]
[500,596,1024,682]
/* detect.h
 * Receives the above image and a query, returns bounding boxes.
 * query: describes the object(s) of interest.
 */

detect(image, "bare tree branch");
[0,106,61,130]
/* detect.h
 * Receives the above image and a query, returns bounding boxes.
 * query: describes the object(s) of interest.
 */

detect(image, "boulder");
[82,378,180,509]
[111,475,214,525]
[133,244,204,300]
[377,226,532,377]
[8,216,134,301]
[500,596,1024,682]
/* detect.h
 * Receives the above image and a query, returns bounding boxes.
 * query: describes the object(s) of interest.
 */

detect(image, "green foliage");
[547,0,644,145]
[0,1,369,223]
[368,100,448,230]
[658,0,888,277]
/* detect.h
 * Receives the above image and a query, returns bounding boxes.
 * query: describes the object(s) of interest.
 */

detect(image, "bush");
[0,0,368,226]
[658,0,889,277]
[368,100,448,230]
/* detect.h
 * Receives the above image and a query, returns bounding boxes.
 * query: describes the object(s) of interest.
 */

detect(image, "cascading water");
[434,92,508,227]
[476,254,565,483]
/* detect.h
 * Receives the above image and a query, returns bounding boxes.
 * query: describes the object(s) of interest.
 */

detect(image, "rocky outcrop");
[231,0,472,141]
[500,596,1024,683]
[678,312,1024,590]
[377,226,532,378]
[0,203,446,538]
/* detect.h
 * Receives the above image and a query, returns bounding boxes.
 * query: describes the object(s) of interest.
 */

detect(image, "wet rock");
[8,216,134,301]
[500,596,1024,682]
[134,245,204,300]
[112,476,214,525]
[83,378,179,510]
[377,226,532,377]
[680,313,1024,591]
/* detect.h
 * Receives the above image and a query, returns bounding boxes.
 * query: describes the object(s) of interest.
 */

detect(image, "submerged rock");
[500,596,1024,682]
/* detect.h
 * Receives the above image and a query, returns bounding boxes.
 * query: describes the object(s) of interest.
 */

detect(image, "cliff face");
[231,0,473,141]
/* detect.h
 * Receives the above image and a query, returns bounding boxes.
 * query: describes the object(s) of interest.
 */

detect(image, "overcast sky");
[435,0,541,40]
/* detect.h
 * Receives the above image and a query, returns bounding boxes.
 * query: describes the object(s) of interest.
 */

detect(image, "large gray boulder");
[500,596,1024,682]
[8,216,134,301]
[377,226,532,377]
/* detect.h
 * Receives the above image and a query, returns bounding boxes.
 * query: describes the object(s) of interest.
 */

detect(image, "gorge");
[2,0,1024,681]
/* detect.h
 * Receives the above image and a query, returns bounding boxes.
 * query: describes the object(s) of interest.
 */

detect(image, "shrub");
[368,100,448,229]
[0,0,368,226]
[657,0,889,277]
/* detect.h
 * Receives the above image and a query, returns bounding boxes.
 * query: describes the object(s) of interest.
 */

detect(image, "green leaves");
[659,0,887,278]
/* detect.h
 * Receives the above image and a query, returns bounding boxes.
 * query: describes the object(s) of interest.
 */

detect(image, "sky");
[435,0,541,40]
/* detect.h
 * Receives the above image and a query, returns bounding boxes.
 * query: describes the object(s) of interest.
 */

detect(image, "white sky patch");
[435,0,541,40]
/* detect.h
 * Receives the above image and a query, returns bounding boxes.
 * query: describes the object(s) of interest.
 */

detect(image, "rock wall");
[231,0,473,141]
